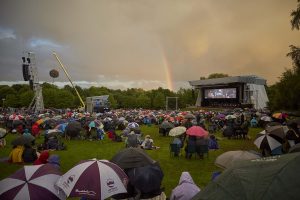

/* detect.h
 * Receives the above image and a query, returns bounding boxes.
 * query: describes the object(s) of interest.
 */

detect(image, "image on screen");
[204,88,237,99]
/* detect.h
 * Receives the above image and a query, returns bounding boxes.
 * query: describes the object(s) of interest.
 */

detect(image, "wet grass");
[0,125,262,198]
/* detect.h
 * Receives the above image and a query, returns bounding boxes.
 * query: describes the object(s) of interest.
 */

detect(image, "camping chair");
[169,143,181,157]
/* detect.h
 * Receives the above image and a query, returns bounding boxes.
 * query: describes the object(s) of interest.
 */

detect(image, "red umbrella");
[186,126,208,137]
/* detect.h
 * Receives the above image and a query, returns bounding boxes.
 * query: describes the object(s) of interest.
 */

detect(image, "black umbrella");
[111,148,156,169]
[127,164,164,195]
[65,121,82,138]
[11,135,35,146]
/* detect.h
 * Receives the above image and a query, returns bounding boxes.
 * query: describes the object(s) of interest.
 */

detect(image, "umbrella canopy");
[55,159,128,200]
[9,114,24,121]
[159,121,174,129]
[127,122,139,129]
[55,123,67,133]
[216,113,226,119]
[260,116,273,122]
[111,148,156,169]
[192,153,300,200]
[184,114,195,120]
[272,112,288,119]
[186,126,208,137]
[0,164,65,200]
[254,128,284,151]
[127,164,163,194]
[215,150,261,169]
[265,125,286,140]
[11,135,35,146]
[225,115,236,120]
[169,126,186,137]
[65,121,81,138]
[288,143,300,153]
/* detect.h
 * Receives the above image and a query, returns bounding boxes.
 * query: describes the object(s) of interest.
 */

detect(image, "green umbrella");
[192,153,300,200]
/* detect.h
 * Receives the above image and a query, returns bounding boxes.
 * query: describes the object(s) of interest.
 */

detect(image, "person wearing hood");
[33,150,49,165]
[47,154,60,169]
[170,172,200,200]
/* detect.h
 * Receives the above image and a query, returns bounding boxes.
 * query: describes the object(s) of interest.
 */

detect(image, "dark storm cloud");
[0,0,299,90]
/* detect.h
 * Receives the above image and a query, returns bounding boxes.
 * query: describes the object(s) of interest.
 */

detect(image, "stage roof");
[189,75,267,87]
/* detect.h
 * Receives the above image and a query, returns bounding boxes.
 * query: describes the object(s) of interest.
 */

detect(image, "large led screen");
[204,88,237,99]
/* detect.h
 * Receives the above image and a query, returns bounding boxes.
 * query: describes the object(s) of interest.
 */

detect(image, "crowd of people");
[0,106,299,199]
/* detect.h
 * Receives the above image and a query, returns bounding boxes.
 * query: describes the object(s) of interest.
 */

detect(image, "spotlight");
[27,58,31,63]
[22,57,26,63]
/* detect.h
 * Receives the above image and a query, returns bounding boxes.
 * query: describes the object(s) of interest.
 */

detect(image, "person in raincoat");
[8,145,24,163]
[47,154,60,169]
[33,150,49,165]
[169,172,200,200]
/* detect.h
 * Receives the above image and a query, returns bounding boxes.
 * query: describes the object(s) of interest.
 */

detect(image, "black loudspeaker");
[22,64,30,81]
[29,80,34,90]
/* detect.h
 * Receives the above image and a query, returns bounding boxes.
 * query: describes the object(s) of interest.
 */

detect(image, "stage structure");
[22,52,44,112]
[189,75,269,109]
[86,95,110,113]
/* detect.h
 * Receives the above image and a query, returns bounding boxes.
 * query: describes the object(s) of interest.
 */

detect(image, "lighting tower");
[22,52,44,112]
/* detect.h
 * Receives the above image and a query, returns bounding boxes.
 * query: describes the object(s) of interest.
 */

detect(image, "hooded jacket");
[170,172,200,200]
[34,150,49,165]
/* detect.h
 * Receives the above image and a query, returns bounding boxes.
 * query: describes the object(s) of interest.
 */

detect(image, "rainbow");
[160,46,174,91]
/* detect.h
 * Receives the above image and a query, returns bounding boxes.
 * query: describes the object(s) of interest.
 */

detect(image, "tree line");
[0,83,197,110]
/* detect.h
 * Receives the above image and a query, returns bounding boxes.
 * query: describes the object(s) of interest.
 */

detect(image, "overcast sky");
[0,0,299,91]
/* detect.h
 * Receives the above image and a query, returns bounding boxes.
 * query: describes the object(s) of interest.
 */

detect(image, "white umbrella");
[55,159,128,200]
[169,126,187,137]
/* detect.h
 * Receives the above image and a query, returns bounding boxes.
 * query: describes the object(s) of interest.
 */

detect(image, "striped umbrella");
[0,164,65,200]
[55,159,128,200]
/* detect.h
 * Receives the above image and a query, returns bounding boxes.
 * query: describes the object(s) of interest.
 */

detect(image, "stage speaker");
[22,64,30,81]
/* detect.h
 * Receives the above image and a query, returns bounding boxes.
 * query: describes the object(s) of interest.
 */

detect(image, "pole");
[53,52,85,109]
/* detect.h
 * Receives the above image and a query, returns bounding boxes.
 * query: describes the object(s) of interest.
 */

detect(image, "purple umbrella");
[55,159,128,200]
[0,164,65,200]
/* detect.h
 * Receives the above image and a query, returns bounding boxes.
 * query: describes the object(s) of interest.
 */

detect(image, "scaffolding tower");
[23,52,44,113]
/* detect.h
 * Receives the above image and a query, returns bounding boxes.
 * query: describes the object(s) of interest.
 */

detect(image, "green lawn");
[0,125,262,198]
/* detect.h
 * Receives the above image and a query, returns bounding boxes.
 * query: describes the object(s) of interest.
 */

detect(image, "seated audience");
[170,172,200,200]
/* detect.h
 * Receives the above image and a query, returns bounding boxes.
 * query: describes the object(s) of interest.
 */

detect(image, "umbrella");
[225,115,236,120]
[55,159,128,200]
[192,153,300,200]
[287,118,300,126]
[11,135,35,146]
[65,121,81,138]
[127,164,163,194]
[169,126,186,137]
[111,148,156,169]
[215,150,261,169]
[288,143,300,153]
[9,114,24,121]
[159,121,174,129]
[184,114,195,120]
[272,112,288,119]
[260,116,273,122]
[127,122,139,129]
[254,127,285,151]
[55,123,67,133]
[0,164,65,200]
[186,126,208,137]
[216,114,225,119]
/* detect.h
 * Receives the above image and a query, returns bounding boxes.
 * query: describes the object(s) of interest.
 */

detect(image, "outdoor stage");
[189,75,269,110]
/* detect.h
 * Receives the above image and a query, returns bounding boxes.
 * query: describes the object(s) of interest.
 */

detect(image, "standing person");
[170,172,200,200]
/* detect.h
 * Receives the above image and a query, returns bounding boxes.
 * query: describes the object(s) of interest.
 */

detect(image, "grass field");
[0,125,262,198]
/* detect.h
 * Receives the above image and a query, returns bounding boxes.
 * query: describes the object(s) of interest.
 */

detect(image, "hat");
[145,135,151,139]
